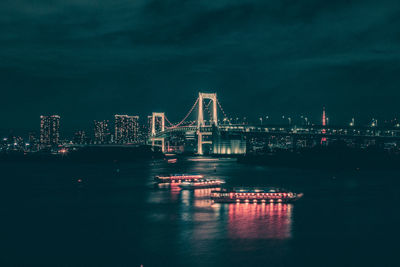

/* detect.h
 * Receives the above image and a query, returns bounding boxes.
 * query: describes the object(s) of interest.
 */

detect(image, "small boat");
[154,174,203,184]
[211,187,303,203]
[179,179,225,189]
[167,158,177,164]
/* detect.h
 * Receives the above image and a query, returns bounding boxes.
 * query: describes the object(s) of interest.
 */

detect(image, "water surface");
[0,158,398,266]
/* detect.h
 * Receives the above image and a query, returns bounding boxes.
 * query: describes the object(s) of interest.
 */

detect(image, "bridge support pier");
[197,131,212,155]
[152,137,165,153]
[197,132,203,155]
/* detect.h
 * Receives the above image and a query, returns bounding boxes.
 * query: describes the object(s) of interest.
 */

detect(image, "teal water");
[0,158,398,266]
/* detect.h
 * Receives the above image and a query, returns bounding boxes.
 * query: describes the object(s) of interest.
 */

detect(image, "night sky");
[1,0,399,135]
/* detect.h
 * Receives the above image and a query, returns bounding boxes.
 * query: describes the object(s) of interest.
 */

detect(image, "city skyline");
[2,99,400,139]
[3,91,400,155]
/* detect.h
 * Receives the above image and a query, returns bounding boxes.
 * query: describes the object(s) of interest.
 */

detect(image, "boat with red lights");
[154,174,204,184]
[179,179,225,189]
[211,187,303,203]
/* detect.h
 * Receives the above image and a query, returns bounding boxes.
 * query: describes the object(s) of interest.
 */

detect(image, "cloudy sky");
[1,0,399,134]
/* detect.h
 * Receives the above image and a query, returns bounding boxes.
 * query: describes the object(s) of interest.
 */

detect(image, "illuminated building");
[74,130,87,144]
[40,115,60,148]
[28,132,39,151]
[321,107,327,145]
[213,131,246,154]
[94,120,110,144]
[28,132,37,144]
[114,115,139,143]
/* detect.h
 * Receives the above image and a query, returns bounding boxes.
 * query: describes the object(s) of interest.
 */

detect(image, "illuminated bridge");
[150,92,222,155]
[150,92,400,155]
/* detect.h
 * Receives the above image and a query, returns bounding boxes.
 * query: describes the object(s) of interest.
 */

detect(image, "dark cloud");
[0,0,399,135]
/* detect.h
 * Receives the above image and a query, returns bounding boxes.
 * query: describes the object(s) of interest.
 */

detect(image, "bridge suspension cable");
[204,99,213,121]
[166,97,199,128]
[217,98,228,119]
[164,116,174,127]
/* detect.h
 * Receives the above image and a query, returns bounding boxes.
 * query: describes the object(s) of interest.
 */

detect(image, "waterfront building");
[114,115,139,143]
[213,131,246,155]
[94,120,110,144]
[28,132,39,151]
[40,115,60,148]
[74,130,87,144]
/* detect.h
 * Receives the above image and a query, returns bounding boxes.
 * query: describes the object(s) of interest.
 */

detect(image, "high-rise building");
[114,115,139,143]
[321,107,327,145]
[28,132,37,145]
[94,120,110,144]
[74,130,87,144]
[28,132,39,151]
[40,115,60,147]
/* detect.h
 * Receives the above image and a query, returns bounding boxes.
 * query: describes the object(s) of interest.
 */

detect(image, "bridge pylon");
[197,92,217,155]
[151,112,165,152]
[198,92,218,127]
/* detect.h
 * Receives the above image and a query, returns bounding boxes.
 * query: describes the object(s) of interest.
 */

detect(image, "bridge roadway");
[153,124,400,141]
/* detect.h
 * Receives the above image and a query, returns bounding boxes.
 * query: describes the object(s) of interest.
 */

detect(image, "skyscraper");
[28,132,39,151]
[40,115,60,148]
[74,130,87,144]
[321,107,327,145]
[114,115,139,144]
[94,120,110,144]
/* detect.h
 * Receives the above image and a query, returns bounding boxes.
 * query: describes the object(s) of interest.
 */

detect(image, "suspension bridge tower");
[197,92,218,155]
[151,112,165,152]
[149,92,226,155]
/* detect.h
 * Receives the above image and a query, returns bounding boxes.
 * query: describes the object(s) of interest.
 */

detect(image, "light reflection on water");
[143,157,297,257]
[226,203,293,239]
[3,158,397,266]
[150,182,293,241]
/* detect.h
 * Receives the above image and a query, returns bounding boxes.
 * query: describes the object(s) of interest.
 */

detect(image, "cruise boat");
[211,187,303,203]
[179,179,225,189]
[154,174,204,184]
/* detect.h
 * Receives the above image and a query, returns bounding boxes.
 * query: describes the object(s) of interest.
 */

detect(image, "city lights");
[2,92,400,156]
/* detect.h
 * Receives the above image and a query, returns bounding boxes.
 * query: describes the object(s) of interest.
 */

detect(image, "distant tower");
[40,115,60,148]
[321,107,327,145]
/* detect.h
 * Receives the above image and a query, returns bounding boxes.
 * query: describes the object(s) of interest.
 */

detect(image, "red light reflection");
[193,188,220,209]
[228,203,293,239]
